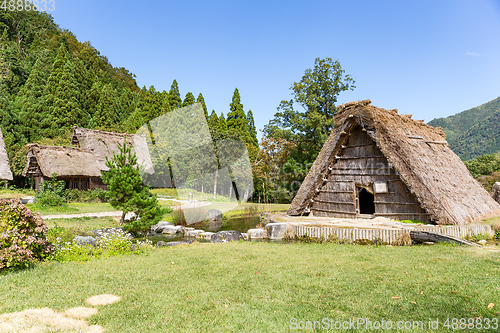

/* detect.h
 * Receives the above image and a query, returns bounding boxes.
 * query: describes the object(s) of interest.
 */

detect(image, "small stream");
[146,216,265,243]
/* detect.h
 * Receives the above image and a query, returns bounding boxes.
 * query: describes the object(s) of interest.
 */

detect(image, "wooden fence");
[292,224,493,243]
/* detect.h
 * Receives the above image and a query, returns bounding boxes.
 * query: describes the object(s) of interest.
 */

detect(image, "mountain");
[428,96,500,160]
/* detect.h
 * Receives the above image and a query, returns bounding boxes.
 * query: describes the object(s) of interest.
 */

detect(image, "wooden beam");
[373,201,421,205]
[410,231,480,247]
[313,199,356,205]
[374,212,428,216]
[312,208,356,214]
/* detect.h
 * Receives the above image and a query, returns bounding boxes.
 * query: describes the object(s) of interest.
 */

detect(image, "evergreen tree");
[168,79,182,111]
[141,85,162,123]
[218,112,228,133]
[197,93,208,121]
[208,110,219,131]
[181,92,195,107]
[247,110,258,147]
[94,83,119,129]
[43,47,86,137]
[16,58,47,141]
[227,88,250,143]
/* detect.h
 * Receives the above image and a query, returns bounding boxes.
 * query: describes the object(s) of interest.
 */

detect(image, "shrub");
[493,224,500,240]
[394,232,412,246]
[52,228,153,262]
[65,188,108,203]
[0,199,53,269]
[34,173,66,207]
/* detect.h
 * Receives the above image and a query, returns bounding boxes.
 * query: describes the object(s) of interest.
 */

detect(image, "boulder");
[265,223,288,240]
[242,233,249,240]
[73,236,96,247]
[178,227,194,235]
[206,209,223,223]
[197,232,215,240]
[186,229,205,237]
[210,230,244,243]
[151,221,174,233]
[161,225,183,235]
[247,228,266,239]
[492,182,500,204]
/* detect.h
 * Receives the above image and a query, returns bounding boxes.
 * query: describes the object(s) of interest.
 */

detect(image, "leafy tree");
[464,153,500,178]
[101,141,165,233]
[264,57,355,183]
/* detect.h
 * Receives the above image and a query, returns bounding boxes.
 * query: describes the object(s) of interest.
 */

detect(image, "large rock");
[265,223,288,240]
[207,209,223,223]
[259,212,272,225]
[151,221,174,233]
[210,230,244,243]
[186,229,205,237]
[73,236,96,247]
[492,182,500,204]
[197,232,215,240]
[161,225,183,235]
[247,228,266,239]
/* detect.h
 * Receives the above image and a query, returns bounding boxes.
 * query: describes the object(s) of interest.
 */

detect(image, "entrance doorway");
[357,187,375,214]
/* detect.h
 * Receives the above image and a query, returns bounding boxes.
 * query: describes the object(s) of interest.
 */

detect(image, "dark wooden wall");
[310,126,431,223]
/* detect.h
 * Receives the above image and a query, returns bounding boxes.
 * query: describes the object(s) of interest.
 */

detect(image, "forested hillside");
[428,96,500,160]
[0,9,259,192]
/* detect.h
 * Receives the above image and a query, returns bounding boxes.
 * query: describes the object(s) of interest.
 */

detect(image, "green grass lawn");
[44,216,119,231]
[1,242,499,332]
[26,202,119,215]
[0,188,35,199]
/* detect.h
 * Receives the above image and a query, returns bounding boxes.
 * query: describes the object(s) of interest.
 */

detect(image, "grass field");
[1,242,499,332]
[26,203,119,215]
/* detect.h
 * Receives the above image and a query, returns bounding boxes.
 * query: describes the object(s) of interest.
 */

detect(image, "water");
[146,216,263,243]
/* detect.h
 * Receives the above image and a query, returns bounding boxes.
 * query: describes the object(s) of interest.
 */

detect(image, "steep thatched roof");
[0,128,13,180]
[22,144,101,178]
[288,100,500,225]
[71,127,154,174]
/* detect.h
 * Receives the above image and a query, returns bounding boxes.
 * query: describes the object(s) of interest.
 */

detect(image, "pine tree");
[181,92,195,107]
[227,88,250,144]
[197,93,208,121]
[168,79,182,111]
[141,85,162,123]
[247,110,259,147]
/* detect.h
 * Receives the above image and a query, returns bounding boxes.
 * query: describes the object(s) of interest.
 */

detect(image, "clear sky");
[50,0,500,136]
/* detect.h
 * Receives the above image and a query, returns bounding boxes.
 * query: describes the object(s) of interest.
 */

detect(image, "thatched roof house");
[0,128,13,181]
[288,100,500,225]
[71,127,154,174]
[22,144,102,190]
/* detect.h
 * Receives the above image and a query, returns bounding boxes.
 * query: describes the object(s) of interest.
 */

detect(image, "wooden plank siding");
[310,127,431,223]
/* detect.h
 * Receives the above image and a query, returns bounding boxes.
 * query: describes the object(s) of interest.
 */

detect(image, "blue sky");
[51,0,500,136]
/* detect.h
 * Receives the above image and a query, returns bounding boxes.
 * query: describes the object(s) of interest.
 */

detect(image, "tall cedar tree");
[246,110,258,147]
[197,93,208,121]
[208,110,219,131]
[94,83,119,129]
[168,79,182,111]
[227,88,250,144]
[181,92,195,107]
[16,58,47,141]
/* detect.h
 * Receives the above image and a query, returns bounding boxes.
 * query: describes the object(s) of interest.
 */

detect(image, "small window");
[373,181,388,193]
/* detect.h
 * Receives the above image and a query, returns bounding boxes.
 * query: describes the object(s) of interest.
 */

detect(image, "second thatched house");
[22,144,102,190]
[71,127,154,175]
[0,128,13,181]
[23,127,155,190]
[287,100,500,225]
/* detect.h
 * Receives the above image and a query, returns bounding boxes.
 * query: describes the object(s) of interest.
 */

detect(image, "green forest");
[0,8,359,204]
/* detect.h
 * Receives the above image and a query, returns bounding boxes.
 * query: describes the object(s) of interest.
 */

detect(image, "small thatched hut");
[0,128,13,181]
[288,100,500,225]
[71,127,154,174]
[22,144,103,190]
